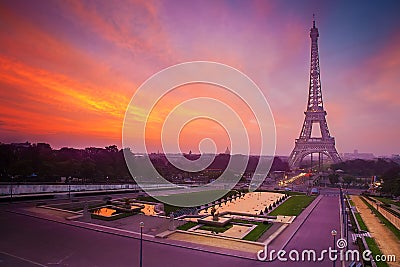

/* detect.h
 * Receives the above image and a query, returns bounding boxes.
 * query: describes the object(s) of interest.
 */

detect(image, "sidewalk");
[267,195,323,251]
[4,205,260,260]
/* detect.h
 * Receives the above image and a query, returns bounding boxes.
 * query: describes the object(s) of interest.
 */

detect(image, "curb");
[263,223,289,245]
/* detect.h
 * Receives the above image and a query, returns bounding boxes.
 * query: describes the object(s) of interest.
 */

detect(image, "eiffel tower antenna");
[288,17,341,169]
[313,14,316,28]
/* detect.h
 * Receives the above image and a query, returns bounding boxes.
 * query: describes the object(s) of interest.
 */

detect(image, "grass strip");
[269,195,315,216]
[177,221,198,231]
[242,222,272,241]
[354,212,368,231]
[198,224,233,233]
[352,199,389,267]
[365,237,389,267]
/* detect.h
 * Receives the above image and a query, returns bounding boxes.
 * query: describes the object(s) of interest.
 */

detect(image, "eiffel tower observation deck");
[288,17,341,169]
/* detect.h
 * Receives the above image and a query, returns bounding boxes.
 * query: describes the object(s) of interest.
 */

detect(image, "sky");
[0,0,399,156]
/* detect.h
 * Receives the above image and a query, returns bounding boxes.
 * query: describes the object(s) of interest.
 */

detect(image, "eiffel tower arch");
[288,17,341,169]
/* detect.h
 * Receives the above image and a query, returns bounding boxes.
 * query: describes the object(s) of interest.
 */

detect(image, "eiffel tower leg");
[321,153,323,170]
[310,153,313,171]
[318,153,321,171]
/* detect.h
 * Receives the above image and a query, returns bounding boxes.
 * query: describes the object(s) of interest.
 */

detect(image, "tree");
[381,166,400,197]
[328,173,339,185]
[342,175,354,186]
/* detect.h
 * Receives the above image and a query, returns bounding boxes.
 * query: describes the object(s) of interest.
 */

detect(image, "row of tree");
[0,142,289,184]
[0,143,131,183]
[331,158,398,176]
[330,159,400,196]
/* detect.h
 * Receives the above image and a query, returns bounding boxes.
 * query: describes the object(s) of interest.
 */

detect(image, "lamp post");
[345,208,349,249]
[10,177,13,203]
[331,230,337,267]
[140,221,144,267]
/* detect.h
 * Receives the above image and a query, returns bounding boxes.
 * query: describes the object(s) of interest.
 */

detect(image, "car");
[311,188,319,195]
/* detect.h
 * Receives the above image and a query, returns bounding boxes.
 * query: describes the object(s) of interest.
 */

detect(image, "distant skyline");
[1,0,399,156]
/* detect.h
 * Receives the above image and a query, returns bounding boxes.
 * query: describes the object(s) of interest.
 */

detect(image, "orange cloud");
[0,56,129,141]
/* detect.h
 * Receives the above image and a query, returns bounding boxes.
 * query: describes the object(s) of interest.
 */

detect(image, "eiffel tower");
[288,17,341,169]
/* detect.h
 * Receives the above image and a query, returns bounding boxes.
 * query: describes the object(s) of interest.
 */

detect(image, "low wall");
[0,184,172,196]
[365,198,400,230]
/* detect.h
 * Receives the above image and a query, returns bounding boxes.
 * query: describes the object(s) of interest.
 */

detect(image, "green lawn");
[242,222,272,241]
[177,221,197,231]
[199,224,233,233]
[50,201,105,212]
[269,195,315,216]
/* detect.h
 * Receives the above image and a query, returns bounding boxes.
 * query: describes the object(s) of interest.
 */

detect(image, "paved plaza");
[0,189,346,266]
[199,192,284,215]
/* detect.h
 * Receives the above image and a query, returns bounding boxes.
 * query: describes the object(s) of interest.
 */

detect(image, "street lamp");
[10,177,13,203]
[345,208,349,249]
[331,230,337,267]
[140,221,144,267]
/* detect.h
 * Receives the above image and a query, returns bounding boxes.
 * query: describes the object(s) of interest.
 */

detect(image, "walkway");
[352,196,400,267]
[265,194,341,266]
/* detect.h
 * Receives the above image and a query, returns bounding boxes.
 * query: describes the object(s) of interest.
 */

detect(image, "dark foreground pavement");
[0,194,341,267]
[266,194,342,266]
[0,211,256,267]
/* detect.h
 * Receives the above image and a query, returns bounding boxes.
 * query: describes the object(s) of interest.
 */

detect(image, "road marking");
[351,232,371,242]
[47,252,74,265]
[74,220,154,238]
[0,251,47,266]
